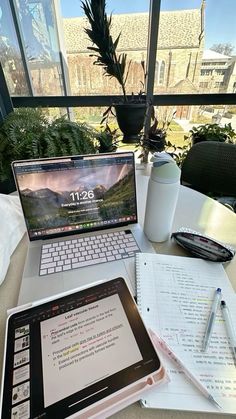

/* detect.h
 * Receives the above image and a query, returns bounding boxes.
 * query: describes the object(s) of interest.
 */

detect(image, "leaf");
[113,33,121,50]
[102,105,112,117]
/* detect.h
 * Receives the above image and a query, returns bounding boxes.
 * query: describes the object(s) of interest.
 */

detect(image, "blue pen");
[202,288,222,352]
[221,300,236,364]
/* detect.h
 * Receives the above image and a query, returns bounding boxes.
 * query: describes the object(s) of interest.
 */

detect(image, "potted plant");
[81,0,147,143]
[139,118,166,163]
[138,108,177,163]
[0,108,97,193]
[189,123,236,145]
[96,124,119,153]
[45,117,97,156]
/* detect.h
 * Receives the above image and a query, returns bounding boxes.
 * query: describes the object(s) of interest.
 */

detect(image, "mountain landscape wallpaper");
[18,164,136,231]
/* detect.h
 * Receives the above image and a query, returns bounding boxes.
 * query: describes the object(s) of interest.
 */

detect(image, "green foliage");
[138,107,176,162]
[96,124,119,153]
[45,118,97,157]
[189,123,236,144]
[0,108,48,181]
[0,108,98,183]
[140,116,167,157]
[166,138,191,168]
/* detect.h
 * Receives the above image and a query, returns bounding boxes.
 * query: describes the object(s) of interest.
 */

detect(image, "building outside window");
[0,0,236,149]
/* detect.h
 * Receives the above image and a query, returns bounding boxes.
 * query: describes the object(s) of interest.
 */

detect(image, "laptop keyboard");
[39,230,140,276]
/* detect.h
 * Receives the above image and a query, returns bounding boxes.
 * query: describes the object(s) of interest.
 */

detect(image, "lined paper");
[136,253,236,414]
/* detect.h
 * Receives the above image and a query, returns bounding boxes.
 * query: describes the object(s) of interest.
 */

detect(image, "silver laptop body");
[12,152,154,305]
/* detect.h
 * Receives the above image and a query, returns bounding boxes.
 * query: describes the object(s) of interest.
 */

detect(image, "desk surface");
[1,169,236,419]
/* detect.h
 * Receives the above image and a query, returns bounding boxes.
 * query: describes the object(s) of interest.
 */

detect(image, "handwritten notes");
[136,253,236,414]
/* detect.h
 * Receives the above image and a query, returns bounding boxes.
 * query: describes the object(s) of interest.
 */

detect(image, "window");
[215,69,226,75]
[201,69,213,76]
[199,81,208,88]
[13,0,65,95]
[1,0,235,144]
[154,61,159,85]
[159,61,165,84]
[0,0,29,95]
[214,81,224,88]
[155,0,236,94]
[61,0,149,97]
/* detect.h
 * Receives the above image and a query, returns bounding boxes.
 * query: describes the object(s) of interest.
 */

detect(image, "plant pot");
[98,145,117,153]
[114,103,146,144]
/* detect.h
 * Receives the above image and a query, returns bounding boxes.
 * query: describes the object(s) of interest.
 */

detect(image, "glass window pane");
[156,0,236,95]
[153,104,236,154]
[15,0,64,96]
[0,0,29,95]
[61,0,150,96]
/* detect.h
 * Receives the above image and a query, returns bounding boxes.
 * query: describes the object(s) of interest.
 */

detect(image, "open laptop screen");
[12,152,138,241]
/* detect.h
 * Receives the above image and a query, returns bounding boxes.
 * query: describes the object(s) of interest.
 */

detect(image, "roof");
[203,49,231,60]
[171,78,199,93]
[63,9,202,54]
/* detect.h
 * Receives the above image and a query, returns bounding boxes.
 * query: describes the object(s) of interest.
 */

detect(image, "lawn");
[118,120,189,153]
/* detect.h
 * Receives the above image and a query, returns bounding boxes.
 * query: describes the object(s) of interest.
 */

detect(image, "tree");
[210,43,234,56]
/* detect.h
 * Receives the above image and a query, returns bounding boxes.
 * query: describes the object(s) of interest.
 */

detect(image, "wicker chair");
[181,141,236,211]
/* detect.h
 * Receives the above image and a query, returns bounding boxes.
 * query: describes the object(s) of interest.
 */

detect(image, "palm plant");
[81,0,147,143]
[81,0,130,102]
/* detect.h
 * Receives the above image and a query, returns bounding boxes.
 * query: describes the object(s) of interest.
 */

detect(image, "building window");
[214,81,224,87]
[199,82,208,88]
[159,61,165,84]
[154,61,159,85]
[215,69,225,75]
[201,69,213,76]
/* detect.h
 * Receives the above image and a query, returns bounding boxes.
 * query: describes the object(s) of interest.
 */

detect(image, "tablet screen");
[1,278,161,418]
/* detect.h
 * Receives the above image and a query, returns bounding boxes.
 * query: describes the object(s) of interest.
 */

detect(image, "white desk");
[1,169,236,419]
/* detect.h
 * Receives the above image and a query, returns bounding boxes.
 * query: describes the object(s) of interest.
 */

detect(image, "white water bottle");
[144,153,181,242]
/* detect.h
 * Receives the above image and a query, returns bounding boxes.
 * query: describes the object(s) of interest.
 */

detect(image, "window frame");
[2,0,236,111]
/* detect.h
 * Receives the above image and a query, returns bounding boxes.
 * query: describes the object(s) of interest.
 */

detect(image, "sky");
[60,0,236,51]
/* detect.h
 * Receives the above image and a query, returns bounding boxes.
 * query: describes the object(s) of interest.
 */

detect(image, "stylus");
[202,288,222,352]
[221,300,236,365]
[149,329,222,410]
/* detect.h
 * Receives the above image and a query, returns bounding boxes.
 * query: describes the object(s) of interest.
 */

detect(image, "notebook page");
[136,253,236,414]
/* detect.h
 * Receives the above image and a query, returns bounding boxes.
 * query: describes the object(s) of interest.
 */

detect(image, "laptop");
[12,152,154,305]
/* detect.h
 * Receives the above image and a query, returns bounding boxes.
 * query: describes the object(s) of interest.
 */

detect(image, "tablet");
[0,278,165,418]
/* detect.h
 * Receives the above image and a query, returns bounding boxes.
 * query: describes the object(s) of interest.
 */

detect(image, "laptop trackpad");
[62,259,135,296]
[18,259,136,306]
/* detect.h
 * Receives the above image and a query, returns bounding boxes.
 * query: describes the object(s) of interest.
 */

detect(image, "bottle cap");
[150,153,181,184]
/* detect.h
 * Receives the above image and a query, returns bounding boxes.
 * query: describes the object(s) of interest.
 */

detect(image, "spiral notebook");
[136,253,236,415]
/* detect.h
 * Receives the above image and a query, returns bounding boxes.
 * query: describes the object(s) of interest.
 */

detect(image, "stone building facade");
[62,5,205,102]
